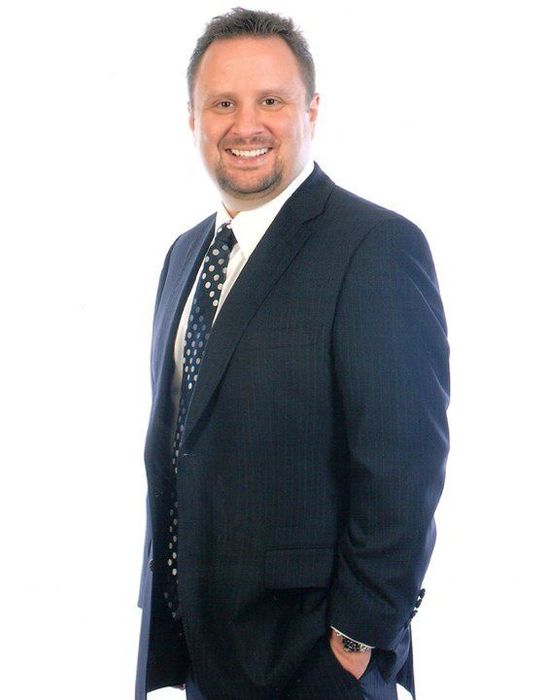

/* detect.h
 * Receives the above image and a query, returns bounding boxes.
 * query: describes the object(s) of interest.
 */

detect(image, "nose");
[230,102,265,140]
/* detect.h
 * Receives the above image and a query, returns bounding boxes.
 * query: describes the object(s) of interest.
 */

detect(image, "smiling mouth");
[227,147,272,159]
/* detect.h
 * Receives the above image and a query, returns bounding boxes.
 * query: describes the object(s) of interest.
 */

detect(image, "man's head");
[187,8,319,215]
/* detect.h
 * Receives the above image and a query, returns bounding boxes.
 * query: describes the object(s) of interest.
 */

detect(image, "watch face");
[341,638,361,652]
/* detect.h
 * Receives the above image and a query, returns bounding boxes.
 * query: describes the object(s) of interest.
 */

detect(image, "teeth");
[230,148,269,158]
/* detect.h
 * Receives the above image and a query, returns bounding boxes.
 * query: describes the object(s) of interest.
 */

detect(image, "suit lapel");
[181,164,334,446]
[152,215,215,417]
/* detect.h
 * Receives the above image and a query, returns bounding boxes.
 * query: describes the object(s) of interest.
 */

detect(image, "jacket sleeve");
[328,217,450,651]
[137,493,152,609]
[138,241,177,608]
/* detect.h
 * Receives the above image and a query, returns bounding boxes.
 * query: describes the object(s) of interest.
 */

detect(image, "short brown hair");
[187,7,316,105]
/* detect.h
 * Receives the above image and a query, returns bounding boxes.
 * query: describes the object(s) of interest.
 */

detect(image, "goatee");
[215,163,283,200]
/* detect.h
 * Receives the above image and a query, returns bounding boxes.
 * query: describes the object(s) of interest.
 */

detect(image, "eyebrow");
[203,88,295,101]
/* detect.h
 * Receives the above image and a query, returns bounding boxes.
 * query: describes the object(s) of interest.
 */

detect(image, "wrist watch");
[332,627,374,653]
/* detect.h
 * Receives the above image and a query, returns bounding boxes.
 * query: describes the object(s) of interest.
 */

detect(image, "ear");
[308,93,320,137]
[188,101,195,134]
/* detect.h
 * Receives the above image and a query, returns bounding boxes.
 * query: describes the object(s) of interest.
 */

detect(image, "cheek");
[274,117,310,148]
[198,125,215,146]
[196,118,223,149]
[198,133,223,164]
[201,133,216,149]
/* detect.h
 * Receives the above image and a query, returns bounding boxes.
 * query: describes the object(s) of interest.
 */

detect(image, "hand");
[329,629,372,680]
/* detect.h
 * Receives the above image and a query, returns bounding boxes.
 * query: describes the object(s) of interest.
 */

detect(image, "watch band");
[331,627,374,653]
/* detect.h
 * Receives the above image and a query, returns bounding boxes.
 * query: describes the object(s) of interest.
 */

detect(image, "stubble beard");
[214,159,284,201]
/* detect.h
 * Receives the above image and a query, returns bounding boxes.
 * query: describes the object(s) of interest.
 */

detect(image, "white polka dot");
[217,283,223,290]
[219,258,225,265]
[213,299,219,306]
[212,248,219,255]
[205,282,211,288]
[209,265,215,271]
[209,291,215,297]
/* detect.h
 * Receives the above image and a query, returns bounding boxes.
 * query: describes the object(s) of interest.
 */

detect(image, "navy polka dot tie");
[163,221,236,621]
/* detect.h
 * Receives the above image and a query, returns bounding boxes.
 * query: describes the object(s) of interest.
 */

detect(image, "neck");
[221,193,278,218]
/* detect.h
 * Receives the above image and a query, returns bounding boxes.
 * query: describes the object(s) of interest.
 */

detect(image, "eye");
[262,97,281,107]
[215,100,234,110]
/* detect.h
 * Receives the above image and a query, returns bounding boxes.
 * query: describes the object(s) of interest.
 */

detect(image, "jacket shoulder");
[327,183,421,237]
[319,182,436,280]
[171,213,216,254]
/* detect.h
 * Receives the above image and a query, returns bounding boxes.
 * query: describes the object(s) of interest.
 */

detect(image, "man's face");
[189,36,319,215]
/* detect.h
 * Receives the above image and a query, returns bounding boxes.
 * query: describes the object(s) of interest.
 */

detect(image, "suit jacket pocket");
[283,634,364,700]
[264,546,336,589]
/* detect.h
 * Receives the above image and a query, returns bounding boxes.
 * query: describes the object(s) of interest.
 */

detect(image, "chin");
[216,169,283,201]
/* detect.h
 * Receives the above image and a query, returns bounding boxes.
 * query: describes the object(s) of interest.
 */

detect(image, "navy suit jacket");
[136,163,450,699]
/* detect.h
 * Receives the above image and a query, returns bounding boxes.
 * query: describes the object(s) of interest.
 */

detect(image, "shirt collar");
[214,159,314,261]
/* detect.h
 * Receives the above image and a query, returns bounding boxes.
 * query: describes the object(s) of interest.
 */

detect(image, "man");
[136,8,449,700]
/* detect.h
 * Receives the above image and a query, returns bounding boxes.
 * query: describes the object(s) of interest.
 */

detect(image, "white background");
[1,1,546,698]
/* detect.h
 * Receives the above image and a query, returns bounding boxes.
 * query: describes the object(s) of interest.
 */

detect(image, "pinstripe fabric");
[185,644,399,700]
[136,164,449,700]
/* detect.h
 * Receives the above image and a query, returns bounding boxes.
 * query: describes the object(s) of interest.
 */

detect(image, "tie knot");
[214,222,236,250]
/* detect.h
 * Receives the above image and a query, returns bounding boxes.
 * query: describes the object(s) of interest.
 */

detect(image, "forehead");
[193,36,306,98]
